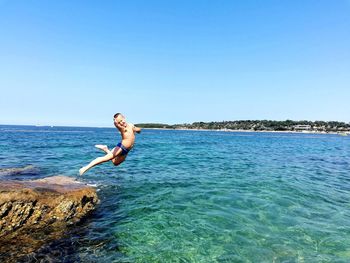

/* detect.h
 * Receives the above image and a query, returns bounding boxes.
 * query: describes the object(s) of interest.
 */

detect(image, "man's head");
[114,113,127,128]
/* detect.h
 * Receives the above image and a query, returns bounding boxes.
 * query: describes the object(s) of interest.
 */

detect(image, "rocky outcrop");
[0,175,99,261]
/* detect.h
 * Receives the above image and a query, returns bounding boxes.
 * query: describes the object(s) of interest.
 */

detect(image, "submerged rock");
[0,165,39,176]
[0,175,99,261]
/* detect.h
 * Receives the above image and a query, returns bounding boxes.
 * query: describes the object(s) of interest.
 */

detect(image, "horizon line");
[1,118,350,128]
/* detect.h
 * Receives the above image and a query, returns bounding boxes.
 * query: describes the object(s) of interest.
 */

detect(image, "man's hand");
[132,125,141,133]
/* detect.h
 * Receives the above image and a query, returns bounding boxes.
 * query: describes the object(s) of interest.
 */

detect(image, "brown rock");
[0,175,99,261]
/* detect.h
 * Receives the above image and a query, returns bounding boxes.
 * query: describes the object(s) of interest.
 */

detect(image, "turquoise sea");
[1,125,350,262]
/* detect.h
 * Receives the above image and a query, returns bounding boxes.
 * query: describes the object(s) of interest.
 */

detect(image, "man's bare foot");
[79,166,87,176]
[95,144,108,153]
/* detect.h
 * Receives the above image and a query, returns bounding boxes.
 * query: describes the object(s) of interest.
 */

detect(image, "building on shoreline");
[293,125,311,131]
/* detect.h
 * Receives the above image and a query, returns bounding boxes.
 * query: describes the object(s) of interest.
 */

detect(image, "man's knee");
[112,156,125,166]
[112,158,121,166]
[112,161,120,166]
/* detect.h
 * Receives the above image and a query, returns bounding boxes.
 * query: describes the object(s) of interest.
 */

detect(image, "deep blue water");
[1,125,350,262]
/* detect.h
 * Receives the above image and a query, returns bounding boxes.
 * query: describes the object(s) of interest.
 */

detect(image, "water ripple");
[1,127,350,262]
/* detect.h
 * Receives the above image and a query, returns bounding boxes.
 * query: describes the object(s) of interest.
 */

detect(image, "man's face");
[115,115,127,128]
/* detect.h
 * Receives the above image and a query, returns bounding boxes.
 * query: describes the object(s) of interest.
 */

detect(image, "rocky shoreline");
[0,174,99,262]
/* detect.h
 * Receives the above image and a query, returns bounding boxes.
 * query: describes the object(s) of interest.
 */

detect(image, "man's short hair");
[114,113,122,119]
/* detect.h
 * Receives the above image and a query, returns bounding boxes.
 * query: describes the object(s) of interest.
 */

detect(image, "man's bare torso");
[119,123,136,149]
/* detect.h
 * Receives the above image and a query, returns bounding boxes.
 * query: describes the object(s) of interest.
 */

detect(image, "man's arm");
[132,124,141,133]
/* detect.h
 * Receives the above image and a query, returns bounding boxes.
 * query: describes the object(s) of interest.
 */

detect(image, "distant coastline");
[142,127,348,135]
[1,121,349,136]
[136,120,350,135]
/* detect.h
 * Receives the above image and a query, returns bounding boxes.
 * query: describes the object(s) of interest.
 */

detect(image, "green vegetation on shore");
[136,120,350,132]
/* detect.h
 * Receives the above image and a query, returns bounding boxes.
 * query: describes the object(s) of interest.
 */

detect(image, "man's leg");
[95,145,111,154]
[95,145,126,165]
[79,147,122,175]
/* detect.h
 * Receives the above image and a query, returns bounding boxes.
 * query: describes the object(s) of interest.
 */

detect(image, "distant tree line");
[136,120,350,132]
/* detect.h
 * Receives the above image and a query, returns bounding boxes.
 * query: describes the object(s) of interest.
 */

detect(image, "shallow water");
[1,125,350,262]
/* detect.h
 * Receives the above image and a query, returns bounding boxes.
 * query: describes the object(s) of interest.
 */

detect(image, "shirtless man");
[79,113,141,175]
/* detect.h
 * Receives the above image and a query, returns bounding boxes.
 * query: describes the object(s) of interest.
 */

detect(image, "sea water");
[0,125,349,262]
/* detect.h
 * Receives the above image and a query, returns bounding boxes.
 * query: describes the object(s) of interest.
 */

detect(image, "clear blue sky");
[0,0,349,127]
